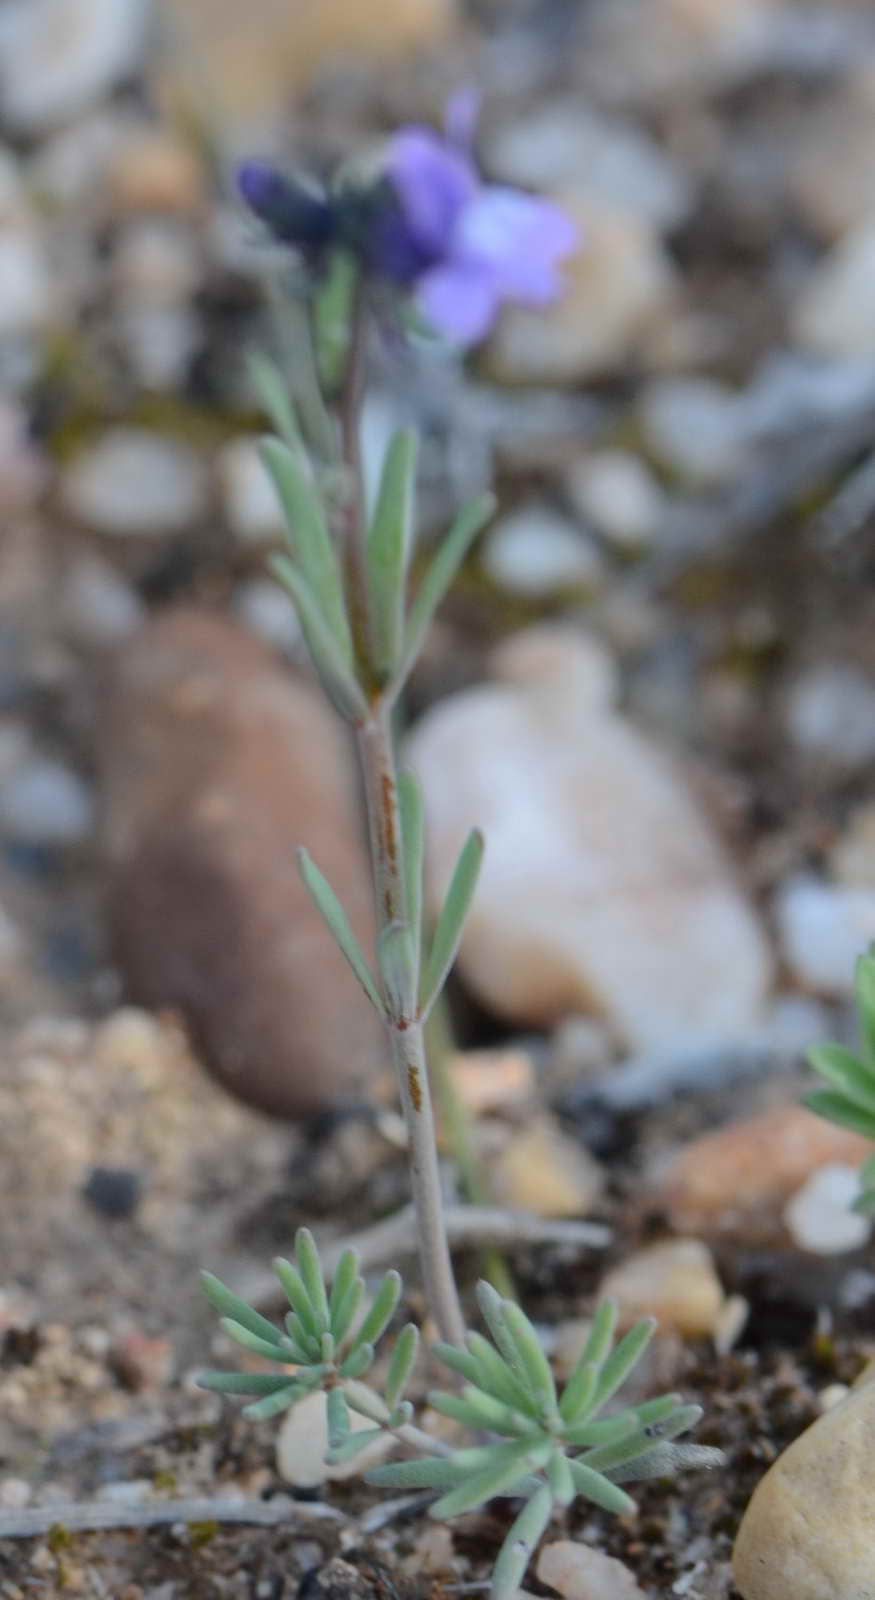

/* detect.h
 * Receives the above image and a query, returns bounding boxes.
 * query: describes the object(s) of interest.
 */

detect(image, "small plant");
[806,949,875,1212]
[200,102,722,1593]
[199,1235,719,1600]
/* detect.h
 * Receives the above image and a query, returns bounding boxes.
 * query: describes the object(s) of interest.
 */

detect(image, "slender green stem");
[356,706,466,1346]
[337,294,465,1346]
[427,1000,516,1301]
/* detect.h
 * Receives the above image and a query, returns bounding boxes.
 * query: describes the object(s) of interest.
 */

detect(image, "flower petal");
[416,260,500,345]
[388,128,478,258]
[456,188,578,304]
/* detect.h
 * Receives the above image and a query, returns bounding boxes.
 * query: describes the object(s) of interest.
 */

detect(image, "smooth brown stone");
[100,608,386,1119]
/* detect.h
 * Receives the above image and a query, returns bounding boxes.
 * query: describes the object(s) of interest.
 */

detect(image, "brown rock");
[155,0,455,133]
[100,608,386,1119]
[659,1105,871,1238]
[733,1369,875,1600]
[599,1238,725,1338]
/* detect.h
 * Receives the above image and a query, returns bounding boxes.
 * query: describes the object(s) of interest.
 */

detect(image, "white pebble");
[775,875,875,994]
[0,759,93,846]
[63,428,207,536]
[233,578,303,654]
[275,1390,392,1488]
[784,1165,872,1254]
[565,450,663,550]
[483,505,604,595]
[59,555,145,647]
[538,1539,647,1600]
[640,377,746,483]
[0,0,148,134]
[219,437,285,544]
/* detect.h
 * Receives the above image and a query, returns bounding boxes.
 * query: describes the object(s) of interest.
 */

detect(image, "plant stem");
[336,294,465,1346]
[356,707,466,1347]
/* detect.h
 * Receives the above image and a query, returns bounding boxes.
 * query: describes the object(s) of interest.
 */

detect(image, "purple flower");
[379,124,577,345]
[237,160,336,250]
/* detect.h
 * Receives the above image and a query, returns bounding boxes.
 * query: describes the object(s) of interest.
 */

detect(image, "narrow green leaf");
[260,437,350,652]
[592,1319,656,1410]
[476,1282,532,1391]
[567,1458,635,1515]
[420,830,484,1017]
[385,1324,419,1409]
[328,1248,360,1329]
[297,848,386,1015]
[273,1257,321,1343]
[339,1343,374,1380]
[200,1273,284,1346]
[427,1387,532,1437]
[609,1440,724,1483]
[196,1371,298,1396]
[546,1451,575,1508]
[402,493,495,679]
[860,1151,875,1189]
[563,1414,638,1451]
[285,1312,319,1362]
[559,1360,598,1425]
[431,1438,553,1520]
[398,772,424,950]
[296,1228,330,1331]
[491,1485,553,1600]
[378,921,417,1015]
[219,1318,290,1362]
[441,1333,536,1418]
[501,1301,557,1417]
[327,1425,386,1464]
[633,1394,685,1426]
[326,1386,350,1449]
[269,556,365,723]
[367,1457,472,1491]
[856,952,875,1064]
[368,430,417,676]
[809,1042,875,1117]
[580,1404,702,1475]
[330,1280,364,1348]
[804,1088,875,1140]
[350,1271,402,1352]
[343,1377,390,1424]
[579,1302,619,1376]
[242,1381,312,1421]
[247,351,301,450]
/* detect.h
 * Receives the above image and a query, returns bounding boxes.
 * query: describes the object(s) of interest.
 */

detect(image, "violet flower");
[237,110,577,348]
[378,123,577,345]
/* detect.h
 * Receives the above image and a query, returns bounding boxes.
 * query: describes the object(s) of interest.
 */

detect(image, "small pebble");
[82,1165,143,1220]
[95,1479,151,1503]
[276,1389,392,1488]
[784,1164,872,1255]
[59,555,145,648]
[483,505,604,596]
[219,437,285,545]
[599,1238,725,1338]
[0,759,93,846]
[564,450,663,551]
[0,0,148,134]
[775,875,875,995]
[233,578,303,655]
[537,1539,647,1600]
[0,1478,31,1509]
[111,1332,173,1392]
[784,663,875,777]
[489,1114,603,1219]
[640,376,746,483]
[63,428,207,537]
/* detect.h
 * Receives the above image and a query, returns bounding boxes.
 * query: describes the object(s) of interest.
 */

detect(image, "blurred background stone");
[99,609,387,1119]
